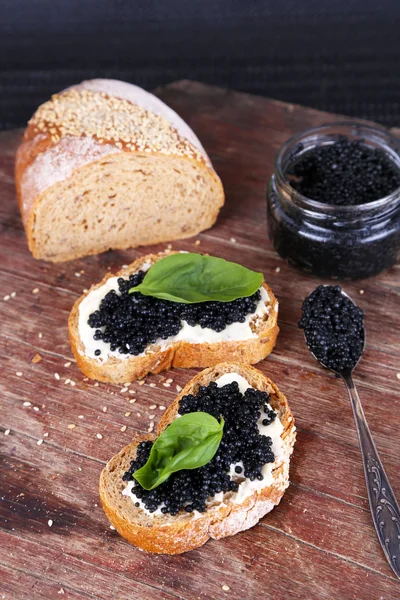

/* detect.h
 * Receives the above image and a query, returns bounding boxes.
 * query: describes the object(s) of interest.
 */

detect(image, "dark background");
[1,0,400,129]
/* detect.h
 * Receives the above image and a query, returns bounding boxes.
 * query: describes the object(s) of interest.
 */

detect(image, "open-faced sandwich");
[100,362,296,554]
[69,252,279,383]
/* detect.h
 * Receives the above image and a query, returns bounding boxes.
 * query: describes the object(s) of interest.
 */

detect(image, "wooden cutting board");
[1,81,399,600]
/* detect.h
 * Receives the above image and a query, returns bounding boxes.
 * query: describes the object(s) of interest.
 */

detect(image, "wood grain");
[1,81,399,600]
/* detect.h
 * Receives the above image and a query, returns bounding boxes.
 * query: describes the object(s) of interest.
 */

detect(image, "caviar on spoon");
[299,285,400,579]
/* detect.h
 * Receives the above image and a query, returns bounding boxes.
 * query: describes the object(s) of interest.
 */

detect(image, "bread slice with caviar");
[69,251,279,383]
[15,78,224,262]
[100,362,296,554]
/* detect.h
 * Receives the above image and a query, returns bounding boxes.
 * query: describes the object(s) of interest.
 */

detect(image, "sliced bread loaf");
[69,252,279,383]
[15,79,224,262]
[100,362,296,554]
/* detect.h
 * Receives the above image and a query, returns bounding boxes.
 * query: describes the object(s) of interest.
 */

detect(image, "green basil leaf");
[132,412,224,490]
[128,253,263,303]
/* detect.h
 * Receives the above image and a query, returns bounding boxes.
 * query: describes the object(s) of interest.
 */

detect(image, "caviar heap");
[123,381,277,515]
[288,136,400,205]
[299,285,364,372]
[88,271,261,356]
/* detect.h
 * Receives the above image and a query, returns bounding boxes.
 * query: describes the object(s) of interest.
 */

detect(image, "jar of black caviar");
[267,122,400,279]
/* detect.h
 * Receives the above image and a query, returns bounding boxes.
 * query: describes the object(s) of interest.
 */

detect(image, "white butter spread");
[122,372,284,517]
[78,270,270,360]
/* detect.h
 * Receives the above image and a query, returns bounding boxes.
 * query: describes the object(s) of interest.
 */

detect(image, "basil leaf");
[129,253,263,303]
[132,412,224,490]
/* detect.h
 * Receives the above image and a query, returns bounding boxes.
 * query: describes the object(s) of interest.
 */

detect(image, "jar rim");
[275,120,400,214]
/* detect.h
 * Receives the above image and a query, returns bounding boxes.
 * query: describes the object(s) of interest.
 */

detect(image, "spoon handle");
[343,373,400,579]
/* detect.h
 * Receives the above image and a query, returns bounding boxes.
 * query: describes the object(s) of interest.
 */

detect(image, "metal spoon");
[303,290,400,579]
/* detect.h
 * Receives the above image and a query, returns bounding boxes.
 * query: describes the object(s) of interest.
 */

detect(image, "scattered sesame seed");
[120,387,128,393]
[80,270,85,274]
[159,405,166,410]
[3,295,10,301]
[38,332,43,338]
[16,371,23,377]
[96,433,103,439]
[23,401,31,407]
[102,406,108,413]
[43,432,49,437]
[149,405,157,410]
[124,412,131,417]
[109,525,116,530]
[195,240,201,246]
[166,378,173,384]
[120,425,127,432]
[78,467,82,471]
[148,414,155,419]
[33,406,39,412]
[75,272,81,278]
[64,361,71,367]
[129,389,136,394]
[275,267,281,273]
[138,380,145,386]
[32,288,39,294]
[67,424,76,429]
[136,413,141,417]
[94,382,99,387]
[78,415,84,419]
[149,383,156,388]
[396,373,400,380]
[82,288,89,293]
[163,383,171,387]
[70,380,76,387]
[129,398,136,404]
[10,291,17,298]
[37,439,43,446]
[58,589,64,595]
[124,382,131,387]
[359,289,365,295]
[176,385,182,392]
[48,519,53,527]
[4,429,10,435]
[122,264,129,269]
[167,244,172,250]
[83,377,89,381]
[64,378,71,385]
[222,585,230,591]
[230,237,236,243]
[54,373,60,380]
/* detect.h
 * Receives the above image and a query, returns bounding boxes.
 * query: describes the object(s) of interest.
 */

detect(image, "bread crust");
[15,79,224,261]
[99,362,296,554]
[69,252,279,383]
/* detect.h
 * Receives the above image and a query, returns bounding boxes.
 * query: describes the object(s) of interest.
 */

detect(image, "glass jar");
[267,122,400,279]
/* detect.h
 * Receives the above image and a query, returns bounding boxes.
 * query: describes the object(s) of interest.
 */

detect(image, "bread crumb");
[275,267,281,273]
[37,439,43,445]
[222,585,230,591]
[23,401,31,407]
[32,353,42,364]
[32,288,40,294]
[124,412,131,417]
[102,406,108,413]
[54,373,60,380]
[176,385,182,392]
[16,371,23,377]
[64,361,71,367]
[96,433,103,439]
[4,429,10,435]
[67,424,76,429]
[230,237,236,243]
[48,519,53,527]
[120,425,127,432]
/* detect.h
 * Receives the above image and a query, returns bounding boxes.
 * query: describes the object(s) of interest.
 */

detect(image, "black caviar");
[123,381,277,515]
[299,285,364,372]
[88,271,261,356]
[288,136,400,206]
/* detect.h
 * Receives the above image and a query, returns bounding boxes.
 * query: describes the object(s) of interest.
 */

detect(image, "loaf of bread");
[15,79,224,262]
[69,251,279,383]
[100,362,296,554]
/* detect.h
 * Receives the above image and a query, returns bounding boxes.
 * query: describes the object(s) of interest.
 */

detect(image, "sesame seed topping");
[11,292,17,298]
[32,288,39,294]
[149,405,157,410]
[3,295,10,301]
[149,383,156,388]
[4,429,10,435]
[16,371,23,377]
[125,412,131,417]
[166,378,173,384]
[176,385,182,392]
[37,439,43,446]
[163,383,171,388]
[96,433,103,439]
[159,405,166,410]
[138,380,145,386]
[120,387,128,393]
[275,267,281,273]
[230,237,237,243]
[30,89,204,163]
[67,424,76,430]
[33,406,39,412]
[148,414,155,420]
[222,585,230,591]
[102,406,108,412]
[43,432,49,437]
[64,361,72,367]
[64,378,71,385]
[23,401,31,407]
[38,332,43,338]
[120,425,127,432]
[129,399,136,404]
[48,519,53,527]
[54,373,60,380]
[78,415,84,419]
[396,373,400,380]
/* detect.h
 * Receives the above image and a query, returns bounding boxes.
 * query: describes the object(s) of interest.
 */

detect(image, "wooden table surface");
[1,81,400,600]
